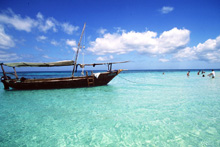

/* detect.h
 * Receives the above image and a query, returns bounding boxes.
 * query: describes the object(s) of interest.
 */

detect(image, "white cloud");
[0,9,79,34]
[0,9,37,32]
[66,39,77,46]
[51,40,59,46]
[174,47,197,60]
[88,33,128,55]
[42,55,51,59]
[87,27,190,55]
[61,23,79,35]
[98,28,107,35]
[195,37,219,53]
[156,28,190,54]
[36,13,79,34]
[203,51,220,62]
[36,35,47,41]
[71,47,78,52]
[174,36,220,62]
[0,25,15,49]
[114,27,126,33]
[96,55,114,61]
[38,17,57,33]
[35,46,44,52]
[159,58,169,62]
[0,50,19,61]
[160,6,174,14]
[36,12,43,20]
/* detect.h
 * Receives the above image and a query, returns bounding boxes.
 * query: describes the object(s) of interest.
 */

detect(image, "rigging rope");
[117,74,163,86]
[117,74,139,84]
[81,30,86,76]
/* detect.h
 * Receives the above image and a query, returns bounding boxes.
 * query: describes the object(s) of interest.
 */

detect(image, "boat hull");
[1,70,122,90]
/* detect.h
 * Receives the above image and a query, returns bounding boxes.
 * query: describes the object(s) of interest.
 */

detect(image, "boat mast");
[72,23,86,77]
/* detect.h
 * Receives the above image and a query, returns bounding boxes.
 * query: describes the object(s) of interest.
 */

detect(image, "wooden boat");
[0,23,128,90]
[0,63,126,90]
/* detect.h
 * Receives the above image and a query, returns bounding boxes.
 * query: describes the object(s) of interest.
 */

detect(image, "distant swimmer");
[197,70,200,75]
[208,69,215,78]
[211,69,215,78]
[202,70,205,77]
[187,71,190,77]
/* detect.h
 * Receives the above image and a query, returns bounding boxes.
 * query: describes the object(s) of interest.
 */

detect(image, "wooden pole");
[72,23,86,77]
[1,63,8,80]
[110,63,112,72]
[13,67,19,79]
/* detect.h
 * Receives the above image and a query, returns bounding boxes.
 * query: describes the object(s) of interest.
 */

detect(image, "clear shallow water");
[0,70,220,146]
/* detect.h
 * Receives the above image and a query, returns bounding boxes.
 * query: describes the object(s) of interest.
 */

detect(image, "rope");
[117,75,163,86]
[117,75,140,84]
[81,29,86,76]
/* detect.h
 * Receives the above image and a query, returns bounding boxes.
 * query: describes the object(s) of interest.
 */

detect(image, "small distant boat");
[0,23,128,90]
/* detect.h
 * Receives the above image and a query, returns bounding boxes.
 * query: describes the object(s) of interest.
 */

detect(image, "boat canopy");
[78,61,129,67]
[3,60,129,68]
[3,60,75,67]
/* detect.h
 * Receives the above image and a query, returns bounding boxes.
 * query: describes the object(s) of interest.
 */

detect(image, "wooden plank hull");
[1,70,121,90]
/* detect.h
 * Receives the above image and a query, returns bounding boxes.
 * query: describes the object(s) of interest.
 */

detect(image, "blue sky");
[0,0,220,71]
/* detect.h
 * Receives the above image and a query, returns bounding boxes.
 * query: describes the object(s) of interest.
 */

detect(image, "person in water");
[211,69,215,78]
[208,69,215,78]
[187,71,190,76]
[197,70,200,75]
[202,70,205,77]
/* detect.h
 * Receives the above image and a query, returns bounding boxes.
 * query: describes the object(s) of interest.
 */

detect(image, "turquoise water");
[0,70,220,146]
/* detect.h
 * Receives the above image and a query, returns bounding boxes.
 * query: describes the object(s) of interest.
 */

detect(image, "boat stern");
[1,77,10,90]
